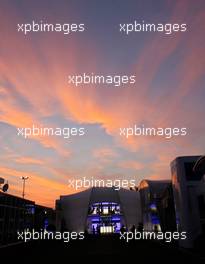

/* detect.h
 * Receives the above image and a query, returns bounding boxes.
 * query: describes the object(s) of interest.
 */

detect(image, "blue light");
[88,202,122,234]
[151,215,160,224]
[150,203,157,210]
[111,217,121,221]
[92,219,100,223]
[44,219,49,229]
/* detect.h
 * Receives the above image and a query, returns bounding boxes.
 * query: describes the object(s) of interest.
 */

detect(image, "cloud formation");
[0,0,204,207]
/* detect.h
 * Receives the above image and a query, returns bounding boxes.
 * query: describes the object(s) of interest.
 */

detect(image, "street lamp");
[21,176,29,199]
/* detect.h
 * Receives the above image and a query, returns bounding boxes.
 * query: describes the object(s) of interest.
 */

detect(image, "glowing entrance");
[87,202,124,234]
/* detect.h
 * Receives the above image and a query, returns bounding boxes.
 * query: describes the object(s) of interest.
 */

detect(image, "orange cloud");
[0,166,74,207]
[0,0,204,207]
[93,147,117,159]
[0,85,70,157]
[119,160,144,170]
[14,156,44,165]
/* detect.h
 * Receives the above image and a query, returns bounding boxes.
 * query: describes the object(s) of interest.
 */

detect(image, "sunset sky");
[0,0,205,207]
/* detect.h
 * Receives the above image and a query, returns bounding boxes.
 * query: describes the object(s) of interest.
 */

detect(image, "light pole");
[21,176,29,199]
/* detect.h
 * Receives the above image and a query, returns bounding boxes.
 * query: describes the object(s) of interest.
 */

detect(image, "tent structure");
[56,187,141,233]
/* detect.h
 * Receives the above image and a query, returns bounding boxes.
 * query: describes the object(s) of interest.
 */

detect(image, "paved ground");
[0,235,204,262]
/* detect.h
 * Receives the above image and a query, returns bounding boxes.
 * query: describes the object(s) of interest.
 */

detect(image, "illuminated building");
[138,180,171,232]
[56,187,141,234]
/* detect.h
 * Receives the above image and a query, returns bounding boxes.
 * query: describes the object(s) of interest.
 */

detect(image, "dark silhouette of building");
[157,184,177,233]
[0,191,55,246]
